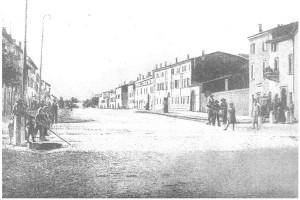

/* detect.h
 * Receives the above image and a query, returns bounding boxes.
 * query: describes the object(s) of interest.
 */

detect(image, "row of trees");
[58,97,79,109]
[82,97,99,108]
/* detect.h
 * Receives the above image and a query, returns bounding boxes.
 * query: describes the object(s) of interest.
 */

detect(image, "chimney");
[139,74,142,80]
[175,57,178,63]
[160,63,163,68]
[137,76,139,81]
[165,61,167,66]
[124,81,126,85]
[142,75,145,79]
[277,24,280,27]
[187,54,190,60]
[258,24,263,33]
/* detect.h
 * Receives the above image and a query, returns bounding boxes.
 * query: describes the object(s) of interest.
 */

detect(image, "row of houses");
[2,27,56,115]
[96,22,298,118]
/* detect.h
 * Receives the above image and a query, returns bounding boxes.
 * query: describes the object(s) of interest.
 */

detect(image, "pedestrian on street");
[212,100,221,127]
[251,99,261,130]
[206,95,214,125]
[289,100,295,122]
[26,116,36,142]
[51,100,58,124]
[34,107,47,141]
[224,103,236,131]
[220,98,228,125]
[8,116,14,144]
[276,100,286,123]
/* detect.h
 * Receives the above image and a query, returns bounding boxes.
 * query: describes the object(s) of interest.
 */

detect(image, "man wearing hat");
[206,95,214,125]
[34,107,47,141]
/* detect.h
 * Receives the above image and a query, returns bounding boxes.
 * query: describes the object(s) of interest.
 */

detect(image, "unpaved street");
[2,108,298,198]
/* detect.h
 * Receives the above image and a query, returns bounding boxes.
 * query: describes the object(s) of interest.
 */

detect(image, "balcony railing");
[264,68,279,82]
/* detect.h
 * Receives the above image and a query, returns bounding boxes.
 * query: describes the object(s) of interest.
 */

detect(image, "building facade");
[127,82,135,109]
[153,57,192,112]
[108,90,116,109]
[248,22,298,118]
[2,27,24,114]
[99,91,109,108]
[135,72,154,110]
[192,52,249,116]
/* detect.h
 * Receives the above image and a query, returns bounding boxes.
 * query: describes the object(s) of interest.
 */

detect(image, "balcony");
[264,67,279,82]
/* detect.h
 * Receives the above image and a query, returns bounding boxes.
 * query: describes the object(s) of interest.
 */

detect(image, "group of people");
[251,94,295,130]
[206,95,236,131]
[8,99,59,144]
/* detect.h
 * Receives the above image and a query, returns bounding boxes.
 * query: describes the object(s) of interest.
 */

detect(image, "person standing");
[252,99,261,130]
[52,101,58,124]
[34,108,46,141]
[224,103,236,131]
[26,116,36,142]
[220,98,228,125]
[276,100,286,123]
[206,95,214,125]
[212,100,221,126]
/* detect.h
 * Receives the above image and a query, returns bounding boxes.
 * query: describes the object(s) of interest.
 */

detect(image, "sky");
[2,0,299,100]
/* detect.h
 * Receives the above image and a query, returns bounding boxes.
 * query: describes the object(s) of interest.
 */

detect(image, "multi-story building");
[108,90,116,109]
[127,82,135,109]
[99,91,109,108]
[135,72,154,110]
[115,83,129,109]
[153,56,192,112]
[2,27,24,114]
[25,56,39,109]
[192,51,249,115]
[248,22,298,118]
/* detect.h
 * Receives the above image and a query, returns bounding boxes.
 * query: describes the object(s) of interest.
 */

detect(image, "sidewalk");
[136,110,252,123]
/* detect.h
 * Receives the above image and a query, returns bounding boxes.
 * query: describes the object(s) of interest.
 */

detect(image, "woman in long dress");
[252,99,260,130]
[224,103,236,131]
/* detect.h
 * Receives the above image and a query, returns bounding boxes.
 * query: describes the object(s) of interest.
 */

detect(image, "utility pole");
[23,0,28,97]
[39,14,51,104]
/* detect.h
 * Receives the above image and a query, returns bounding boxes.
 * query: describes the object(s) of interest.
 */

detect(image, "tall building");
[248,22,298,118]
[127,82,135,109]
[108,90,116,109]
[153,56,192,112]
[2,27,24,114]
[135,72,154,110]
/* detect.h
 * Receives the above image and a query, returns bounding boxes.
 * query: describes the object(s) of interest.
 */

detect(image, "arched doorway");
[281,88,287,108]
[190,90,196,111]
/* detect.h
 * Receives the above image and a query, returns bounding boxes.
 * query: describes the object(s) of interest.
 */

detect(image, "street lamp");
[39,14,51,105]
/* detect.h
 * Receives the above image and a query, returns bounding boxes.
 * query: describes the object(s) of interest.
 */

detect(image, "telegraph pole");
[39,14,51,104]
[22,0,28,97]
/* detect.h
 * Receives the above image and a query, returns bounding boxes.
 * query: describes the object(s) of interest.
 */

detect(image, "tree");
[2,48,22,88]
[58,97,64,108]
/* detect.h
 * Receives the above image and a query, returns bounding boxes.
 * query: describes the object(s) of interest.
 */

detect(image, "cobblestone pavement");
[2,108,298,198]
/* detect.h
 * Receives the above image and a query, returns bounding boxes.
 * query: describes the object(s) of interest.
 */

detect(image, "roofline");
[135,76,153,83]
[153,59,192,72]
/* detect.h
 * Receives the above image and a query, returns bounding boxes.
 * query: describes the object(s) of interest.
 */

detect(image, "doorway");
[190,90,196,111]
[281,87,287,108]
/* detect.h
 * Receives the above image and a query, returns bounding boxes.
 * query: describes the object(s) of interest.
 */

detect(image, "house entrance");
[190,90,196,111]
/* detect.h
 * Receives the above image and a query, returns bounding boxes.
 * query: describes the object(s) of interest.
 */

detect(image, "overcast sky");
[2,0,299,100]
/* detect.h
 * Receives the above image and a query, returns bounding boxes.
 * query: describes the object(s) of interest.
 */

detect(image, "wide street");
[2,108,298,198]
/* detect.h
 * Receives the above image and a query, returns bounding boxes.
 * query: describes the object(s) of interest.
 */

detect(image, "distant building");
[115,83,129,109]
[248,22,298,118]
[153,56,192,112]
[2,27,24,114]
[192,51,249,116]
[99,91,109,108]
[127,82,135,109]
[108,90,116,109]
[26,56,39,109]
[135,72,154,110]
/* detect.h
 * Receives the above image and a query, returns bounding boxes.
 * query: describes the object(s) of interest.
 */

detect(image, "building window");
[274,57,279,72]
[171,69,174,74]
[271,43,278,52]
[251,65,254,80]
[160,98,161,104]
[183,97,185,104]
[288,54,293,75]
[250,43,255,54]
[177,68,180,74]
[156,73,159,78]
[161,83,164,90]
[157,83,159,91]
[175,80,179,88]
[262,41,266,52]
[187,78,190,87]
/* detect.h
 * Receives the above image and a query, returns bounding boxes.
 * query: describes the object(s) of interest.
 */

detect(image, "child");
[224,103,236,131]
[8,117,14,144]
[26,116,36,142]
